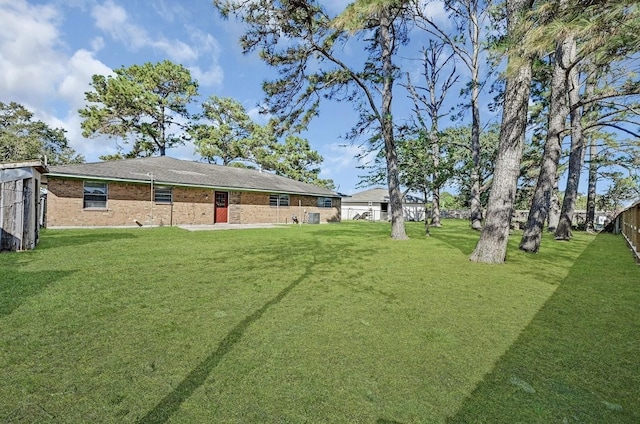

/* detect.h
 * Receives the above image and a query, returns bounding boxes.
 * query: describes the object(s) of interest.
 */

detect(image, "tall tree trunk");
[431,186,442,227]
[380,8,407,240]
[547,176,561,231]
[430,121,442,227]
[470,0,534,264]
[519,35,573,253]
[469,93,482,230]
[159,107,166,156]
[555,54,584,240]
[585,134,598,231]
[582,74,598,232]
[469,6,483,230]
[423,188,431,236]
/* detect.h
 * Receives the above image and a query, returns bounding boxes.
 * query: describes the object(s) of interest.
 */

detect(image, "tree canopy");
[190,95,334,189]
[1,101,83,165]
[190,95,255,166]
[79,60,199,158]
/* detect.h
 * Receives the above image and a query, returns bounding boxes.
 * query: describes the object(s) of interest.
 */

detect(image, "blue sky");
[1,0,494,194]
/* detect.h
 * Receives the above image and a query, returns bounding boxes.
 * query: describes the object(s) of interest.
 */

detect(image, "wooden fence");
[613,200,640,263]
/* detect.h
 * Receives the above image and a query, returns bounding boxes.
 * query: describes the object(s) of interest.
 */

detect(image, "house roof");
[47,156,338,197]
[342,187,423,204]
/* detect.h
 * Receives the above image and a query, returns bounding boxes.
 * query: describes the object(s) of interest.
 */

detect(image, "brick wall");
[46,177,341,227]
[47,178,214,227]
[232,192,340,224]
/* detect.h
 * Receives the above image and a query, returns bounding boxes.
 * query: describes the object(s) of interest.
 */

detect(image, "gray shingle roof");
[342,187,390,203]
[342,187,423,204]
[47,156,338,197]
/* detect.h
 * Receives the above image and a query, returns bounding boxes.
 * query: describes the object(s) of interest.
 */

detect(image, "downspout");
[148,172,154,225]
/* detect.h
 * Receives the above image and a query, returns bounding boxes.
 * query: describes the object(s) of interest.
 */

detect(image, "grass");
[0,220,638,423]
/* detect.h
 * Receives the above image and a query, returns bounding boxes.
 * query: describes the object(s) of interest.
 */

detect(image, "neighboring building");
[341,187,424,221]
[45,156,340,227]
[1,160,48,251]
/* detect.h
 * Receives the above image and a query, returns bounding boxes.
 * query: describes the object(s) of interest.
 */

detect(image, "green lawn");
[1,220,638,423]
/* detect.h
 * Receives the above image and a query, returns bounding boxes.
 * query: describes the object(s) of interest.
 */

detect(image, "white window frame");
[317,197,333,208]
[269,193,290,207]
[154,186,173,204]
[83,181,107,209]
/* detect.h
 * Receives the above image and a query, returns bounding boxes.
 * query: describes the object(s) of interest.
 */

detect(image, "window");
[83,181,107,208]
[317,197,333,208]
[154,186,173,204]
[215,192,227,208]
[269,194,290,207]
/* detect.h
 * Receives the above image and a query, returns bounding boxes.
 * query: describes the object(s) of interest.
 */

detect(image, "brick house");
[45,156,341,227]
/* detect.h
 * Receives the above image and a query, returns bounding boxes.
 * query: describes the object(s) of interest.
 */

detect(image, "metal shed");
[0,161,48,251]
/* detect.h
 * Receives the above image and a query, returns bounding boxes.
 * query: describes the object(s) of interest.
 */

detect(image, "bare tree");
[412,0,492,230]
[405,40,459,230]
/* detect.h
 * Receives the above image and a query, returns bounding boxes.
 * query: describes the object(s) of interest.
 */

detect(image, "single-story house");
[341,187,424,221]
[45,156,341,227]
[1,160,48,251]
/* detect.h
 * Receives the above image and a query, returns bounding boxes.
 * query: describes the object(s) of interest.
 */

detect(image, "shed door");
[214,191,228,223]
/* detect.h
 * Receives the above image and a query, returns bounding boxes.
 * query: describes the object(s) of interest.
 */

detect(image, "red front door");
[214,192,228,223]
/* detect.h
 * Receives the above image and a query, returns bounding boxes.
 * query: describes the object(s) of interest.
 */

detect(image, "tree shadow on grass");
[137,235,363,424]
[39,230,138,250]
[306,221,394,239]
[447,233,640,423]
[429,227,480,256]
[0,269,77,317]
[137,272,307,424]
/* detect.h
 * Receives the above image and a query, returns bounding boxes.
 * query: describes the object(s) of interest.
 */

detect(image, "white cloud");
[0,1,67,107]
[417,0,448,22]
[0,1,118,161]
[335,143,377,167]
[58,49,113,107]
[92,0,127,30]
[91,36,105,52]
[152,0,189,23]
[53,48,113,160]
[50,113,119,162]
[187,30,224,87]
[169,141,199,162]
[320,142,375,192]
[89,1,227,87]
[153,39,198,63]
[91,0,198,62]
[190,64,224,87]
[190,30,220,58]
[246,105,270,124]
